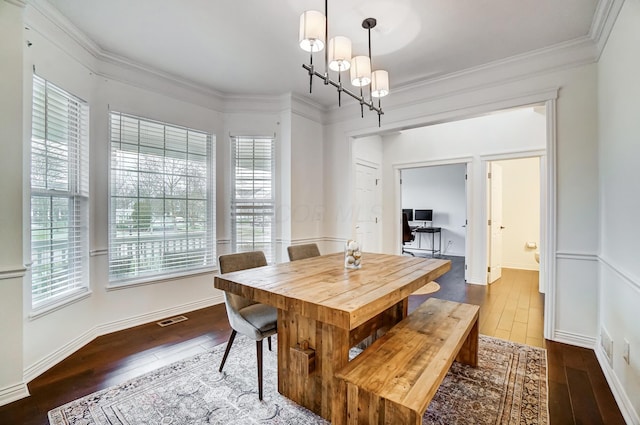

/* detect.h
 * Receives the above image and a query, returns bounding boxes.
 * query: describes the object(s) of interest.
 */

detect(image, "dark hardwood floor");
[0,257,626,424]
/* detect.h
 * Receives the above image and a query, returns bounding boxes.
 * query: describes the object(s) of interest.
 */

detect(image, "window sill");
[106,267,217,291]
[29,288,92,320]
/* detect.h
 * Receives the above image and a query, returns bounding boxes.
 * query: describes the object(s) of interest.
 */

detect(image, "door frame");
[395,157,473,281]
[487,162,504,284]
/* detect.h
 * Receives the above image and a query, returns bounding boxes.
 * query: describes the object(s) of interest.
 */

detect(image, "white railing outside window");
[231,136,275,262]
[109,112,215,284]
[30,74,90,307]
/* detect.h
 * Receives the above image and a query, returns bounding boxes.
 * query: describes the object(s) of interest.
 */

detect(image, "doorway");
[486,157,541,285]
[399,163,469,279]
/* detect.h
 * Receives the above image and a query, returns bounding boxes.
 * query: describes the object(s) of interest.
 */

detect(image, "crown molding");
[589,0,625,60]
[27,0,102,57]
[4,0,26,7]
[394,36,595,101]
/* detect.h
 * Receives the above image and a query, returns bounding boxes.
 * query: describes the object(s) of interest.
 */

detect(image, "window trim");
[107,111,216,286]
[230,135,276,262]
[29,74,90,310]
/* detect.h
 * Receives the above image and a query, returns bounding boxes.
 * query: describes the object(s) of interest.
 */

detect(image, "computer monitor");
[402,208,413,221]
[414,209,433,222]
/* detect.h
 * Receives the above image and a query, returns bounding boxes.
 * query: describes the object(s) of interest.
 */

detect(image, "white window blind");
[30,74,90,307]
[109,112,215,283]
[231,136,275,262]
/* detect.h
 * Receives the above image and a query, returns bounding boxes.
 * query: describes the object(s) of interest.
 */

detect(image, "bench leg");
[456,316,479,367]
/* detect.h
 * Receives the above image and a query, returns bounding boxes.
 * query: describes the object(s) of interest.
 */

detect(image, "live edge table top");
[214,252,451,331]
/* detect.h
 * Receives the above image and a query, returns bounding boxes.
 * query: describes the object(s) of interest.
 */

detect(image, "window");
[109,112,215,283]
[231,136,275,262]
[30,74,89,307]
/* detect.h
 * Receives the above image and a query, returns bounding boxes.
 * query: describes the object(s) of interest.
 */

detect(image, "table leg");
[277,309,349,421]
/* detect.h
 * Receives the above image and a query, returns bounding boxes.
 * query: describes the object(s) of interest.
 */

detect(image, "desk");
[214,252,451,421]
[412,226,442,257]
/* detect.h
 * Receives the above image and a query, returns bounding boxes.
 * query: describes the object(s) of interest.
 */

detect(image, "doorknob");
[500,226,505,229]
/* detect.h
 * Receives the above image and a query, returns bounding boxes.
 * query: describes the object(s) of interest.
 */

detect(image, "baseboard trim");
[553,330,596,349]
[501,263,540,271]
[23,295,224,383]
[96,295,222,336]
[23,327,98,383]
[594,345,640,425]
[0,382,30,407]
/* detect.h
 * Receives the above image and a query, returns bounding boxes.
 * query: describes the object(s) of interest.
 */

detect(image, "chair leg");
[219,330,237,372]
[267,335,272,351]
[256,340,264,401]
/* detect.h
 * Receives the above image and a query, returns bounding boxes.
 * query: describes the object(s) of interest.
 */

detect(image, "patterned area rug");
[49,334,548,425]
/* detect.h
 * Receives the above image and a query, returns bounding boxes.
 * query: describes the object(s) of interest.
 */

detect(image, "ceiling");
[41,0,600,107]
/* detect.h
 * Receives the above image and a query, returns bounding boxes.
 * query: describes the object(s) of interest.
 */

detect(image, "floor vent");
[157,315,188,327]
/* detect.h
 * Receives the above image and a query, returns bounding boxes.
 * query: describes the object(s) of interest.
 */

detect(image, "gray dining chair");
[287,243,321,261]
[217,251,276,401]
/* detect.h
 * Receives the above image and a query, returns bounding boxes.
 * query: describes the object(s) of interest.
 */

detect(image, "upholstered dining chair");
[217,251,276,401]
[287,243,321,261]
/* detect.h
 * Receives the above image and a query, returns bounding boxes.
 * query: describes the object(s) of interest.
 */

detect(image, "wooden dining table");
[214,252,451,422]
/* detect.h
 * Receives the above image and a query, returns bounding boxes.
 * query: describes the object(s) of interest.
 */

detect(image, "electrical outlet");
[623,339,630,364]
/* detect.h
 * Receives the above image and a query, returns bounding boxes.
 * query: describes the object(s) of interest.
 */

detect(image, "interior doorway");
[486,156,542,285]
[400,163,468,280]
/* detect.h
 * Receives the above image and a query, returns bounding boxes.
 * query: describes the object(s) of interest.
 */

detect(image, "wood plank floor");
[0,256,627,424]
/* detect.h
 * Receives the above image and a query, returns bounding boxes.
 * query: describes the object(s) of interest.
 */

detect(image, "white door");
[488,163,503,283]
[355,162,380,252]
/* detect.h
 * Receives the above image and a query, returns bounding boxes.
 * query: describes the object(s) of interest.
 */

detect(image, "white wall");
[597,0,640,422]
[290,113,324,246]
[401,164,467,256]
[495,157,540,270]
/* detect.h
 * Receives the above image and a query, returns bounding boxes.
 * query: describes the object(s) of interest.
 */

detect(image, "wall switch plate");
[623,339,630,364]
[601,328,613,366]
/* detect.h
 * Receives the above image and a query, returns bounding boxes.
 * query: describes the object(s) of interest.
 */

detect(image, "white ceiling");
[42,0,600,106]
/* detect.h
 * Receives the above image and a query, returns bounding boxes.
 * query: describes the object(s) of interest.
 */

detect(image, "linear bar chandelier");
[299,0,389,126]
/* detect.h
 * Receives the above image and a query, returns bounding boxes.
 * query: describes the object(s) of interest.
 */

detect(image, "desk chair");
[217,251,277,400]
[287,243,321,261]
[402,213,415,256]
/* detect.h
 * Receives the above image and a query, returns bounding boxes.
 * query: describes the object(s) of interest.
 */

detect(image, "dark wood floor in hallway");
[0,256,626,424]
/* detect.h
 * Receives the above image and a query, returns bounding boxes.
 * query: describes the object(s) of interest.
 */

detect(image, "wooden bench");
[334,298,479,425]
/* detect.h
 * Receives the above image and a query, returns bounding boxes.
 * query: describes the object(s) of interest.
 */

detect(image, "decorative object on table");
[48,334,548,425]
[344,239,362,269]
[411,281,440,295]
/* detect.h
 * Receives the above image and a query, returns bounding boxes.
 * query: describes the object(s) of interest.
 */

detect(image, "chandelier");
[298,1,390,126]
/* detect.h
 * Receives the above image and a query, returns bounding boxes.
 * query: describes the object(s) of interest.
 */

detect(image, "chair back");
[287,243,321,261]
[402,213,414,243]
[218,251,267,312]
